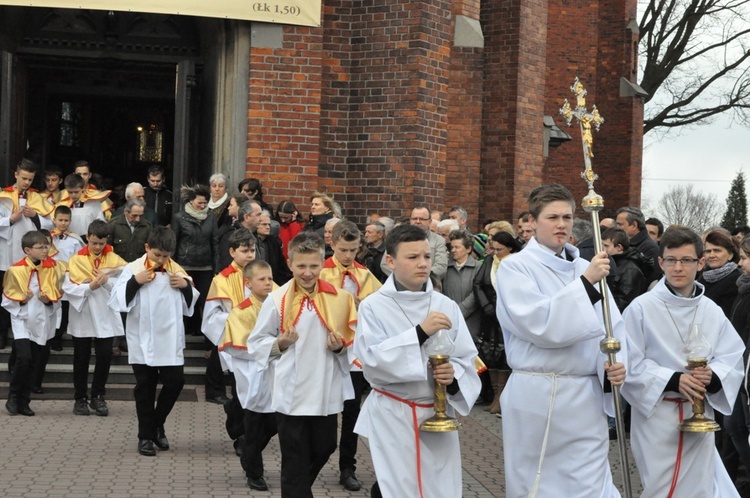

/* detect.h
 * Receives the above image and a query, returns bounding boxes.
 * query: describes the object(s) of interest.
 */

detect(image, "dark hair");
[44,166,63,179]
[602,227,630,250]
[87,219,112,239]
[491,231,522,253]
[740,235,750,256]
[386,225,428,257]
[331,220,360,243]
[517,211,530,221]
[288,231,325,261]
[230,194,246,208]
[16,158,37,174]
[147,165,165,177]
[239,178,266,203]
[180,184,210,204]
[448,229,473,250]
[704,229,739,263]
[617,207,646,231]
[147,226,176,253]
[243,258,272,279]
[64,173,85,190]
[73,160,91,172]
[54,205,72,218]
[39,229,52,242]
[645,217,664,237]
[658,226,703,258]
[731,226,750,236]
[394,216,411,227]
[528,184,575,219]
[229,227,257,251]
[276,200,304,223]
[22,230,48,250]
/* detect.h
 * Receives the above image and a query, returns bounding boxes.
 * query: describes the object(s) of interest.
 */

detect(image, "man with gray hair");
[616,206,660,282]
[218,199,262,270]
[364,221,388,283]
[108,198,152,262]
[448,206,470,233]
[570,218,595,261]
[112,182,158,226]
[437,218,460,245]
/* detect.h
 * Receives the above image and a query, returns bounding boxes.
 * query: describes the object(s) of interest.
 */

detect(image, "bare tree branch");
[638,0,750,133]
[656,184,724,232]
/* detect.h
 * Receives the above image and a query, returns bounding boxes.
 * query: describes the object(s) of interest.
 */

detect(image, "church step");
[0,363,208,385]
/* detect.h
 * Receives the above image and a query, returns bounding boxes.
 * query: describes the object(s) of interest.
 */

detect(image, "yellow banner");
[0,1,321,27]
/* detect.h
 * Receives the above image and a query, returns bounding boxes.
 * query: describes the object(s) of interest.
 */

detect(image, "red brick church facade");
[248,0,643,228]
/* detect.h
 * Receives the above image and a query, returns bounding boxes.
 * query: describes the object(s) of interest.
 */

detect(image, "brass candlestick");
[679,358,720,432]
[420,354,461,432]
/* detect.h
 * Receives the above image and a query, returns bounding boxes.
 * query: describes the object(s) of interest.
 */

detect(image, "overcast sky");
[641,113,750,216]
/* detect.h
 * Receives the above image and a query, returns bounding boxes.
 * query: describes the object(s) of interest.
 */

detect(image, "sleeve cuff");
[580,276,602,305]
[416,324,429,346]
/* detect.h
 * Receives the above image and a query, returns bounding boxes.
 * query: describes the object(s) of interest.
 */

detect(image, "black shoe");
[89,396,109,417]
[247,476,268,491]
[609,427,618,440]
[0,330,7,350]
[74,398,90,416]
[153,426,169,451]
[340,470,361,491]
[234,435,244,457]
[206,394,230,405]
[49,339,63,352]
[17,405,35,416]
[32,386,44,394]
[6,396,18,415]
[138,439,156,456]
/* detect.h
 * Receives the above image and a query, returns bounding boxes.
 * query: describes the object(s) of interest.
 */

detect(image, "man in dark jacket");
[602,228,647,312]
[363,221,387,283]
[144,165,173,226]
[255,211,292,285]
[108,198,151,262]
[616,206,660,284]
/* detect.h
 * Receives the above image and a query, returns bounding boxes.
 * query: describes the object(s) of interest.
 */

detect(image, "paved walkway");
[1,385,642,497]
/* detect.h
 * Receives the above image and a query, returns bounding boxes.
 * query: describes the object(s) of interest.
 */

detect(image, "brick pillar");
[246,23,323,210]
[481,0,548,223]
[445,0,484,229]
[346,0,453,221]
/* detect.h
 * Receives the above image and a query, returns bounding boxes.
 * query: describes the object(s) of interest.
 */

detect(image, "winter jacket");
[171,209,219,271]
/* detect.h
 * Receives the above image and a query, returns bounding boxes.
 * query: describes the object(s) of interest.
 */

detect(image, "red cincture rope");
[664,397,687,498]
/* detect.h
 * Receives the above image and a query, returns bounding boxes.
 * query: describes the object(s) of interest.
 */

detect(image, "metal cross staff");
[560,77,633,498]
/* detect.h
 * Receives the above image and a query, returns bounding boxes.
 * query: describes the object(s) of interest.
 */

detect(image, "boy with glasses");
[622,226,743,496]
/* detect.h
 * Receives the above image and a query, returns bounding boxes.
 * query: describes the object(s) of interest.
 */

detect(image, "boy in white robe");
[108,226,199,457]
[319,220,382,492]
[218,259,277,491]
[622,226,743,497]
[63,220,127,417]
[248,231,356,498]
[353,224,481,498]
[55,173,107,239]
[3,230,65,416]
[495,184,627,498]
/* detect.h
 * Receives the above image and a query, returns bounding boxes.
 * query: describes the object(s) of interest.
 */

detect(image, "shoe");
[6,396,18,415]
[340,469,361,491]
[89,396,109,417]
[153,426,169,451]
[0,329,7,350]
[49,339,63,352]
[247,476,268,491]
[32,386,44,394]
[74,398,90,416]
[234,435,245,457]
[17,404,35,416]
[609,427,618,441]
[206,394,230,405]
[138,439,156,456]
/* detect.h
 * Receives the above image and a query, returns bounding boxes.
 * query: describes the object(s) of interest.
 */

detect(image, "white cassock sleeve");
[201,299,230,346]
[62,273,92,312]
[246,297,281,371]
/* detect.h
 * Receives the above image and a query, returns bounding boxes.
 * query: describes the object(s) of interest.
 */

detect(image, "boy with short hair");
[41,167,64,206]
[63,220,127,416]
[50,206,85,262]
[601,227,647,312]
[56,173,108,238]
[3,230,66,416]
[219,259,277,491]
[353,224,480,497]
[108,226,199,456]
[248,232,356,497]
[202,228,257,445]
[319,220,381,491]
[71,160,113,219]
[622,226,744,496]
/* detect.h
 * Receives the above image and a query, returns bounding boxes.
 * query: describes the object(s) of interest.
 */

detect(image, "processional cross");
[559,77,633,498]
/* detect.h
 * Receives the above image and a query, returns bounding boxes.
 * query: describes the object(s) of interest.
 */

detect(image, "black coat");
[144,186,174,227]
[171,210,219,271]
[306,212,333,239]
[630,229,661,283]
[610,248,647,312]
[699,267,742,319]
[257,234,292,285]
[365,243,387,284]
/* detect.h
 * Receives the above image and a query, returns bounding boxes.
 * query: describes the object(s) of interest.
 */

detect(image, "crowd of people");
[3,157,750,497]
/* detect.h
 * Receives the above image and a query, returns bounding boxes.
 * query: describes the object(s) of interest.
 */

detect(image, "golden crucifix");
[559,77,633,498]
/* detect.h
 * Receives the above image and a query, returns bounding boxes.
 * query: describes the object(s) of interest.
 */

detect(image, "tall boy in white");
[622,226,743,497]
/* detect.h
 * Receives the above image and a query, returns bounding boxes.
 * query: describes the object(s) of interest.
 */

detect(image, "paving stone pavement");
[0,386,643,497]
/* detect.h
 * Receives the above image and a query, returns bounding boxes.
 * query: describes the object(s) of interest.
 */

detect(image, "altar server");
[495,184,627,497]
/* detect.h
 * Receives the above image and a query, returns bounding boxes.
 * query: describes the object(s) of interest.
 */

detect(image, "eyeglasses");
[662,257,700,267]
